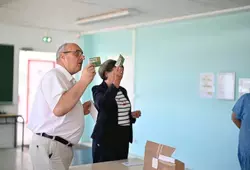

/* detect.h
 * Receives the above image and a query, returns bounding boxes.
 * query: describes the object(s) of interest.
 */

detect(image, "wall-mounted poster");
[200,73,215,98]
[217,72,235,100]
[239,78,250,98]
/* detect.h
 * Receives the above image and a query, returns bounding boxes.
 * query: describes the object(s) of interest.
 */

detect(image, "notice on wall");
[217,72,235,100]
[200,73,215,98]
[239,78,250,98]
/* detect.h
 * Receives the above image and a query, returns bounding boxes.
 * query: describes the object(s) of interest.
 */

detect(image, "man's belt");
[36,133,73,147]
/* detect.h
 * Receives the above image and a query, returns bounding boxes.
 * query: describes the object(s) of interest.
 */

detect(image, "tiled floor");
[0,145,93,170]
[0,147,32,170]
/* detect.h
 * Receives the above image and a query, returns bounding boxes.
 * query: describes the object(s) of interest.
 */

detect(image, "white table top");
[69,158,144,170]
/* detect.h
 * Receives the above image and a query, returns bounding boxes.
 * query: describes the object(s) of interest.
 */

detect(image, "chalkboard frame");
[0,43,14,104]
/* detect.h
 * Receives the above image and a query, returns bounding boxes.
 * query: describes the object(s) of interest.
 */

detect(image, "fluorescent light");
[75,9,130,25]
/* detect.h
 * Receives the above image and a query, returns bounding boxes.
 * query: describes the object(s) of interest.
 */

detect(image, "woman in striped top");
[91,59,141,163]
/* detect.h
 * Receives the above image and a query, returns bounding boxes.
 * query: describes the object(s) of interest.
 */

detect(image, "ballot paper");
[122,161,144,167]
[90,101,98,121]
[89,57,101,67]
[115,54,125,67]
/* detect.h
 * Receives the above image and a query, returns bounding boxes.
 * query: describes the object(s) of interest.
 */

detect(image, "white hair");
[56,43,69,60]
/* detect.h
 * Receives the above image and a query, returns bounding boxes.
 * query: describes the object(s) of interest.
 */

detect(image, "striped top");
[115,90,131,126]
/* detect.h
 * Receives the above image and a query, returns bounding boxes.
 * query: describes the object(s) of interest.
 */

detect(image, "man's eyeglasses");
[62,50,83,57]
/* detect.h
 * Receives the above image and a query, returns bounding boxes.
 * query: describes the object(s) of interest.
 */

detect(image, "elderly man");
[27,43,96,170]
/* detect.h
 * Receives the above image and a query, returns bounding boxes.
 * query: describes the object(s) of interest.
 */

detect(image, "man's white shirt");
[27,64,84,144]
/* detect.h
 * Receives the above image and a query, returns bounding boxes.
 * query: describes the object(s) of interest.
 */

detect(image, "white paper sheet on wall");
[90,101,98,122]
[239,78,250,98]
[199,73,215,98]
[217,72,235,100]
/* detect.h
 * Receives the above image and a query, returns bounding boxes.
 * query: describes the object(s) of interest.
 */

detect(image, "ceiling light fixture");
[75,9,131,25]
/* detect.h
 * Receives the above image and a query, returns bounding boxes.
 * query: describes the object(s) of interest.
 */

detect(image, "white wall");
[0,23,79,113]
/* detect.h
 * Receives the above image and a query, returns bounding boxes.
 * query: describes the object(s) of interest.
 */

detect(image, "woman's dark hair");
[98,59,116,80]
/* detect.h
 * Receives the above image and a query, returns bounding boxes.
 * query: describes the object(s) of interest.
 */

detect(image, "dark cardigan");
[91,81,136,144]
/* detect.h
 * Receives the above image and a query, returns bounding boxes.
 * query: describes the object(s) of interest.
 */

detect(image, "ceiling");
[0,0,249,33]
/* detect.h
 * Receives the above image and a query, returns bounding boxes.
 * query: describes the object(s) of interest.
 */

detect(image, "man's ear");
[60,53,65,60]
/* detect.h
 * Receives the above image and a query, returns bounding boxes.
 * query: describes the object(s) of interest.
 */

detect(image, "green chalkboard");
[0,44,14,103]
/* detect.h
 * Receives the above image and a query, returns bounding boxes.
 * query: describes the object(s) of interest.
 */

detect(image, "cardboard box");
[144,141,185,170]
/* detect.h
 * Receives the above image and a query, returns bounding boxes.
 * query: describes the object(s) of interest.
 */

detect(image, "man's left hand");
[83,101,91,115]
[131,110,141,118]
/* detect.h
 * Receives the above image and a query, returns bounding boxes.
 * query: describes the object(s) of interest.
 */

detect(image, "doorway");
[17,50,56,146]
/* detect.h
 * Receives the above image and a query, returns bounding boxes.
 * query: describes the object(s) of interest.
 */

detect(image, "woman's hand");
[131,110,141,118]
[113,66,124,88]
[83,100,91,115]
[115,66,124,80]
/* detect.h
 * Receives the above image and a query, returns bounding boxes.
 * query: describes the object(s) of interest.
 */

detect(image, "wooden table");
[0,114,25,151]
[70,158,144,170]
